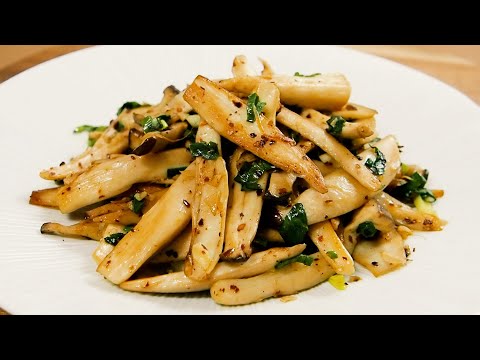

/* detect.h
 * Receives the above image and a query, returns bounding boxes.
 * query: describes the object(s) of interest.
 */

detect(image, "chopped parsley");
[234,159,275,191]
[117,101,144,116]
[246,93,266,123]
[326,116,346,137]
[189,141,219,160]
[141,115,170,133]
[391,171,436,203]
[279,203,309,245]
[326,250,338,259]
[167,166,188,178]
[294,72,321,77]
[104,232,125,246]
[365,147,386,175]
[356,221,378,239]
[73,125,108,134]
[275,254,314,269]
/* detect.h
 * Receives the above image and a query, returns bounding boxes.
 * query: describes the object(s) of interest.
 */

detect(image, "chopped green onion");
[328,274,347,290]
[365,147,386,175]
[275,254,314,269]
[326,116,346,137]
[74,125,108,134]
[326,250,338,259]
[294,72,321,77]
[189,141,219,160]
[356,221,378,239]
[117,101,146,116]
[234,159,275,191]
[279,203,309,245]
[104,233,125,246]
[246,93,266,123]
[141,115,170,133]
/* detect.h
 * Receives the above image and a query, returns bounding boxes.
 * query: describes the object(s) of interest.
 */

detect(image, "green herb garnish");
[391,171,436,203]
[279,203,309,245]
[326,116,346,137]
[365,147,386,175]
[74,125,108,134]
[189,141,219,160]
[326,250,338,259]
[234,159,275,191]
[294,72,321,77]
[141,115,170,133]
[130,193,145,214]
[123,225,135,233]
[275,254,314,269]
[167,166,188,178]
[104,232,125,246]
[115,121,125,132]
[356,221,378,239]
[117,101,143,116]
[246,93,266,123]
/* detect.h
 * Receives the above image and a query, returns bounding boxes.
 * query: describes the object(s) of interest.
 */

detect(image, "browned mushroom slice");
[57,148,192,213]
[97,162,196,284]
[183,75,327,193]
[41,221,108,241]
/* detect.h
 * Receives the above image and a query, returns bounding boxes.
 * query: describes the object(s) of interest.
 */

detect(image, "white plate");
[1,45,479,315]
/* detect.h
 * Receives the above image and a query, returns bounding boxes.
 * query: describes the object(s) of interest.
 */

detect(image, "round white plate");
[1,45,479,315]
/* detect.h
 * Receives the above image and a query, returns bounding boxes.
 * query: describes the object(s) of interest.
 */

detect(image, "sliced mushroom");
[217,73,351,110]
[183,75,327,193]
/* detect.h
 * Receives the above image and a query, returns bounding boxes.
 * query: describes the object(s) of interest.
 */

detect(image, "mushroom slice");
[302,108,376,140]
[267,139,316,199]
[341,198,405,277]
[184,122,229,280]
[277,107,381,191]
[342,198,396,254]
[221,148,269,261]
[183,75,326,193]
[97,162,196,284]
[210,252,334,306]
[92,224,126,265]
[41,221,108,241]
[148,225,192,264]
[40,121,130,181]
[279,135,401,224]
[217,73,351,110]
[331,102,378,120]
[376,192,446,231]
[232,55,257,77]
[309,220,355,275]
[132,122,188,156]
[30,187,60,208]
[57,148,192,213]
[353,229,406,277]
[120,244,306,293]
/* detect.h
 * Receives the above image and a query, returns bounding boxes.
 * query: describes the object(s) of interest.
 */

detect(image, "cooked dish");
[30,55,445,305]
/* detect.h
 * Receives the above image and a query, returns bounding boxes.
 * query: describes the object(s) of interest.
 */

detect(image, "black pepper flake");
[371,261,379,266]
[250,133,257,138]
[183,199,190,207]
